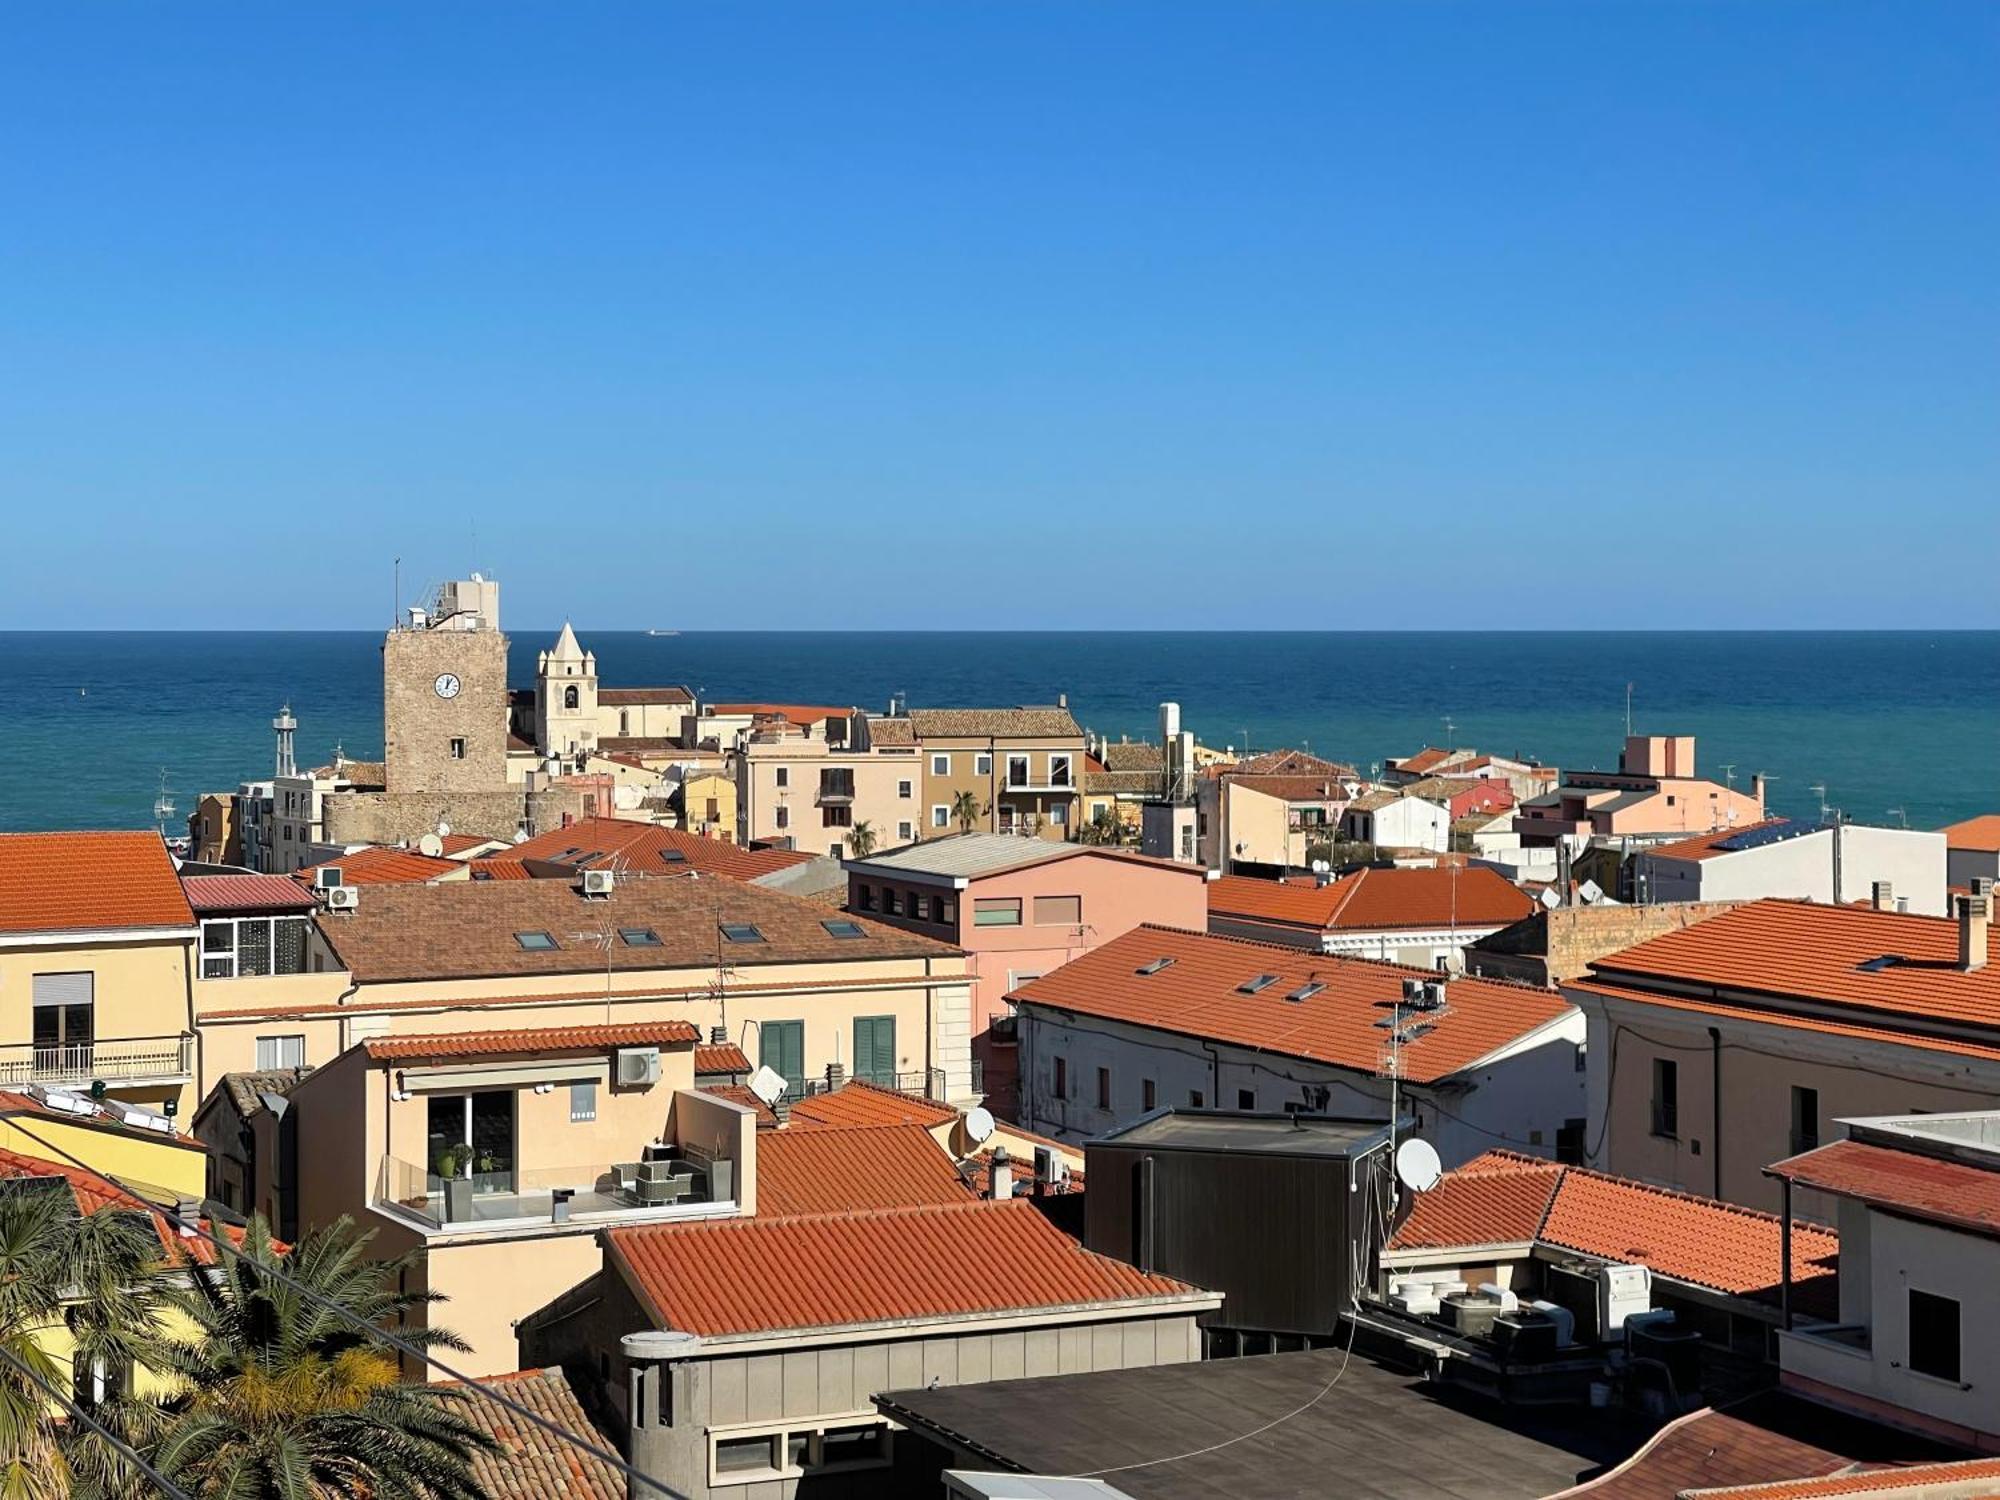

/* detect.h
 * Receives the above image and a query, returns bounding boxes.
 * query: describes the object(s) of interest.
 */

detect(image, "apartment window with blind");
[1033,895,1082,927]
[570,1081,598,1123]
[255,1035,305,1071]
[973,898,1022,927]
[1791,1085,1820,1154]
[32,974,94,1060]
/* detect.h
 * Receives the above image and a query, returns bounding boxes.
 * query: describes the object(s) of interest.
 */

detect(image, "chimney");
[824,1061,846,1092]
[1057,692,1068,710]
[1959,890,1991,974]
[1871,881,1894,912]
[709,1025,726,1044]
[989,1147,1014,1201]
[1751,772,1767,804]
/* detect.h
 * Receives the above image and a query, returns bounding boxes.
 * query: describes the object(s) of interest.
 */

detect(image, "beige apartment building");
[189,872,977,1105]
[1566,886,2000,1219]
[875,706,1085,842]
[735,718,921,858]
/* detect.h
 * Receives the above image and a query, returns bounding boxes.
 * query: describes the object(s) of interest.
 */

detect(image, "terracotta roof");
[181,873,317,915]
[1209,867,1533,933]
[361,1021,699,1061]
[697,1084,779,1127]
[694,1043,751,1076]
[1100,743,1164,773]
[313,874,957,983]
[1388,1149,1839,1316]
[1551,1405,1869,1500]
[297,846,460,886]
[1582,899,2000,1037]
[598,686,694,706]
[0,830,194,933]
[213,1068,312,1121]
[1227,749,1357,779]
[906,708,1083,740]
[788,1079,959,1130]
[607,1198,1206,1338]
[753,1123,975,1217]
[1766,1137,2000,1237]
[1695,1457,2000,1498]
[499,817,813,882]
[1940,814,2000,852]
[1640,819,1797,863]
[865,717,915,746]
[438,834,497,856]
[1226,774,1354,803]
[1393,747,1459,776]
[462,856,534,881]
[1013,926,1573,1084]
[441,1367,622,1500]
[709,703,853,725]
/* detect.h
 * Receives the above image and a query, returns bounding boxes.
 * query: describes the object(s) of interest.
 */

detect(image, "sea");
[2,631,1995,835]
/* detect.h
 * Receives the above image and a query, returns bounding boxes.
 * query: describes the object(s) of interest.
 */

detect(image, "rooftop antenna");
[1625,682,1634,738]
[1720,763,1736,792]
[1887,807,1908,829]
[1809,783,1831,822]
[392,557,400,630]
[1442,713,1457,745]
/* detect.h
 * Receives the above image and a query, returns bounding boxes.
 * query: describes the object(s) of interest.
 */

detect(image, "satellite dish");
[1395,1138,1443,1193]
[962,1106,995,1146]
[747,1066,788,1109]
[1578,878,1603,905]
[1539,887,1562,909]
[437,821,452,837]
[418,833,444,857]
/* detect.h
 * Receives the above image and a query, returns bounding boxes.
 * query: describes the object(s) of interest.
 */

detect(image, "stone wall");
[382,628,509,795]
[1468,900,1741,988]
[322,785,586,847]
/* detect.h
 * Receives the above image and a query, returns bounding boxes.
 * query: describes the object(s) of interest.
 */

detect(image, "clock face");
[433,673,462,700]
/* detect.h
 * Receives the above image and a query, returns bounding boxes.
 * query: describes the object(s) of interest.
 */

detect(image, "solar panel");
[1712,819,1811,853]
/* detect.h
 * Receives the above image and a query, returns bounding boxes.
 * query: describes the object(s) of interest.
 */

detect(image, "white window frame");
[254,1034,306,1071]
[930,753,950,777]
[570,1080,598,1123]
[975,753,992,776]
[897,779,913,799]
[897,821,913,842]
[707,1412,895,1488]
[1006,754,1031,788]
[930,804,949,829]
[1049,752,1073,788]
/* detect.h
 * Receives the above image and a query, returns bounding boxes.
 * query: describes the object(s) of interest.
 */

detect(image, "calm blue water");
[2,631,1994,833]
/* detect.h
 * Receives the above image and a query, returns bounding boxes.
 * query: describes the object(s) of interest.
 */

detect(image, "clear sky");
[2,3,1994,630]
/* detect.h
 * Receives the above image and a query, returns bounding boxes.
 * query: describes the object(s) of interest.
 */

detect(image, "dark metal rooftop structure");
[1091,1109,1391,1158]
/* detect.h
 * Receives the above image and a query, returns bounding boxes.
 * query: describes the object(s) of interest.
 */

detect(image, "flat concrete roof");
[1094,1110,1391,1159]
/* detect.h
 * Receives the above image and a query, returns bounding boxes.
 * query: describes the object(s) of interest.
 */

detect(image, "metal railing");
[795,1061,980,1102]
[0,1035,195,1088]
[375,1152,734,1230]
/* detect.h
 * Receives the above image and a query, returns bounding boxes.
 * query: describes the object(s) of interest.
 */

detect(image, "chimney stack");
[1959,888,1991,974]
[989,1147,1013,1201]
[1751,772,1767,804]
[1872,881,1894,912]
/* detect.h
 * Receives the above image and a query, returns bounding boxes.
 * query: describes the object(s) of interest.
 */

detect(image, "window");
[449,737,467,760]
[1286,983,1325,1003]
[1050,802,1068,828]
[898,780,913,799]
[897,821,913,841]
[1033,895,1082,927]
[514,931,558,951]
[720,923,766,944]
[715,1435,780,1477]
[856,883,876,911]
[1096,1067,1111,1109]
[255,1034,305,1070]
[620,710,629,735]
[1237,1088,1256,1110]
[705,797,720,821]
[32,974,94,1063]
[775,806,790,830]
[1909,1289,1961,1382]
[1142,1078,1157,1111]
[1651,1058,1679,1137]
[822,803,852,828]
[819,767,855,799]
[931,805,949,829]
[1791,1085,1820,1154]
[709,1420,891,1485]
[616,927,661,948]
[821,919,866,939]
[931,753,950,776]
[854,1016,896,1086]
[1135,957,1175,976]
[1053,1056,1068,1100]
[775,767,789,789]
[563,685,579,709]
[761,1020,804,1096]
[938,895,957,924]
[570,1081,597,1123]
[885,889,903,916]
[1007,754,1031,788]
[1049,754,1073,788]
[1189,1089,1206,1107]
[1237,974,1279,994]
[973,898,1022,927]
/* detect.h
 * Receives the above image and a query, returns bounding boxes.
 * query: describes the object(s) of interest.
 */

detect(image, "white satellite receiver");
[747,1066,788,1109]
[1394,1137,1443,1193]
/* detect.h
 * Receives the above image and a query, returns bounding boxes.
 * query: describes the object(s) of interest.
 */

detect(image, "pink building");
[842,834,1211,1116]
[1513,735,1765,846]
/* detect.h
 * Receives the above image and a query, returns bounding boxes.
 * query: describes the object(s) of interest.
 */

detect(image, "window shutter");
[32,973,94,1009]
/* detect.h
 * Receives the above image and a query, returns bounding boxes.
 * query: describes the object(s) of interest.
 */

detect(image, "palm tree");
[847,820,878,859]
[0,1183,171,1500]
[152,1215,498,1500]
[950,790,984,834]
[1079,804,1125,847]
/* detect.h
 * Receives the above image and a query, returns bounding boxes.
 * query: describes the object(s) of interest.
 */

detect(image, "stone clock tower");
[382,575,509,795]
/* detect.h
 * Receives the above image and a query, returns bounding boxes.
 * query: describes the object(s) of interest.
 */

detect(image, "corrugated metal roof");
[182,873,317,914]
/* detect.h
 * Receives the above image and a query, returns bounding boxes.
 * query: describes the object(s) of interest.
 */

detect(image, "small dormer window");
[1285,983,1324,1003]
[1237,975,1279,994]
[1135,957,1176,976]
[514,931,558,951]
[720,923,765,944]
[821,920,866,939]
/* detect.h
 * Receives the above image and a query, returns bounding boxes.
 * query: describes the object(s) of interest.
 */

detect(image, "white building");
[1631,820,1948,916]
[1341,791,1451,854]
[1011,925,1585,1168]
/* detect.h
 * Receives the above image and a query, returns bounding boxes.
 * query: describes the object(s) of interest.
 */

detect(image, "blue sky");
[2,3,1995,630]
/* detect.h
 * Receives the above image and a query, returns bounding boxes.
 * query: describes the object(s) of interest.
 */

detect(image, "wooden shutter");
[854,1017,895,1086]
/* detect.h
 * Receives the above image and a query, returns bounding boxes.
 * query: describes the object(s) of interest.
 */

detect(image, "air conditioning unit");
[1599,1262,1653,1336]
[1033,1144,1068,1189]
[313,866,345,890]
[580,868,615,896]
[324,885,360,911]
[616,1047,662,1087]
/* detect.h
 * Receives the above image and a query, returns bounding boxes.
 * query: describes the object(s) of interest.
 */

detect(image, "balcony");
[0,1035,195,1089]
[375,1149,739,1233]
[794,1061,981,1101]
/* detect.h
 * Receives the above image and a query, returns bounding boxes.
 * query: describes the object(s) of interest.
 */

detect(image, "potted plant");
[432,1146,475,1222]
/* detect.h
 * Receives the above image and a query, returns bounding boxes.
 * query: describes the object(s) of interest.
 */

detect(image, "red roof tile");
[0,830,194,934]
[753,1123,974,1217]
[1013,926,1573,1085]
[708,703,854,725]
[694,1043,751,1075]
[297,846,460,885]
[0,1144,236,1265]
[1940,814,2000,853]
[500,818,814,882]
[362,1021,699,1061]
[1582,899,2000,1037]
[1210,867,1532,933]
[1696,1457,2000,1498]
[440,1368,622,1500]
[1767,1137,2000,1237]
[697,1084,780,1128]
[788,1080,958,1130]
[1640,819,1796,863]
[181,873,317,915]
[1551,1406,1865,1500]
[608,1198,1208,1337]
[1388,1150,1839,1315]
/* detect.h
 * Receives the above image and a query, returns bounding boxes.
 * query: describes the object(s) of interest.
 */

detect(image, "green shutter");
[854,1016,895,1086]
[762,1021,804,1095]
